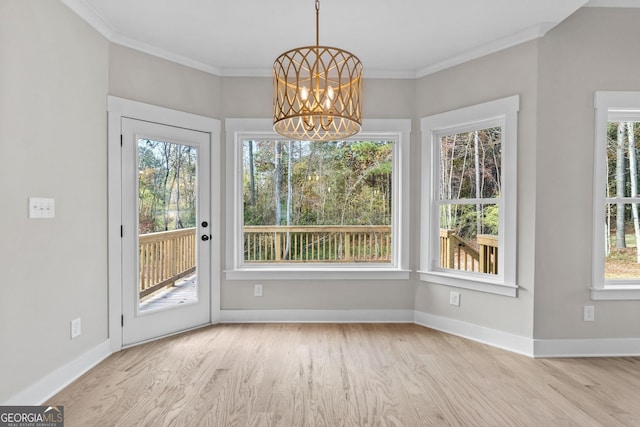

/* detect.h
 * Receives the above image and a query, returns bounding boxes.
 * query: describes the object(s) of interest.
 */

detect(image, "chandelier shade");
[273,1,363,141]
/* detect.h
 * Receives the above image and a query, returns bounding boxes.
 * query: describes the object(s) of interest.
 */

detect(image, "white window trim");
[224,118,411,281]
[592,91,640,300]
[420,95,519,297]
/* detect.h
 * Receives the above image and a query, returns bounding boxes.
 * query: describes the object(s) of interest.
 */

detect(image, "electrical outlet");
[71,317,81,339]
[583,305,595,322]
[29,197,55,219]
[449,291,460,307]
[254,284,263,297]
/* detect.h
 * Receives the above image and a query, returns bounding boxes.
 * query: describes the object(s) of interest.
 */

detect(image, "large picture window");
[242,140,392,263]
[225,119,410,280]
[420,96,518,296]
[592,91,640,300]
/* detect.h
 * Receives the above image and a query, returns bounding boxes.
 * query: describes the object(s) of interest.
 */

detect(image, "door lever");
[201,234,211,241]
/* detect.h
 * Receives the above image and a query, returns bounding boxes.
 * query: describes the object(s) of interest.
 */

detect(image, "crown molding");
[416,22,557,78]
[61,0,221,75]
[60,0,115,39]
[585,0,640,7]
[218,67,418,79]
[110,33,222,76]
[59,0,570,80]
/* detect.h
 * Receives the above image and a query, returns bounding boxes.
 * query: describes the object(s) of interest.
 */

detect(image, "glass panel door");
[121,118,210,346]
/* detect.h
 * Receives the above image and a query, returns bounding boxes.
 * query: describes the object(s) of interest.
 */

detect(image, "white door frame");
[107,96,221,352]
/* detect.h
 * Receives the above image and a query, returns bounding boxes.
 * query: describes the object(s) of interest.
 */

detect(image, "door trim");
[107,96,221,352]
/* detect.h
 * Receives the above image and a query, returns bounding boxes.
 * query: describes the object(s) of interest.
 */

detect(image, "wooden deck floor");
[139,274,198,312]
[49,323,640,426]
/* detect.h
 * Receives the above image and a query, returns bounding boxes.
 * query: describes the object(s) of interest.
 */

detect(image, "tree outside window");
[604,120,640,280]
[138,139,197,234]
[438,127,501,275]
[225,118,411,279]
[241,139,393,264]
[420,95,518,297]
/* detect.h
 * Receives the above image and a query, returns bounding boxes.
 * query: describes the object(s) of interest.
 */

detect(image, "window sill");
[419,271,518,297]
[591,285,640,300]
[225,266,411,281]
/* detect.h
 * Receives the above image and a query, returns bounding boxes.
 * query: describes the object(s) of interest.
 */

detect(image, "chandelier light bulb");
[300,86,309,102]
[327,85,334,100]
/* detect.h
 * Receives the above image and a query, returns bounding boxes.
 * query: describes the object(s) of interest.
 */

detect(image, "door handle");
[201,234,211,241]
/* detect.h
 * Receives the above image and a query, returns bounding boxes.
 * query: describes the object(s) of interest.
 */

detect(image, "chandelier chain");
[315,0,320,47]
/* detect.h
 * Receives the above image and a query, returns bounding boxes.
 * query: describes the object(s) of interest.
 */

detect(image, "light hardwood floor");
[49,324,640,426]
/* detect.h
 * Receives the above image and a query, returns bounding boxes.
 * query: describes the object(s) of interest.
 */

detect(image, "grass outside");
[606,233,640,278]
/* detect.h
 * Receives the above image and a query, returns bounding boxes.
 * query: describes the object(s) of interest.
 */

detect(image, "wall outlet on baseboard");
[71,317,81,339]
[449,291,460,307]
[583,305,595,322]
[254,284,263,297]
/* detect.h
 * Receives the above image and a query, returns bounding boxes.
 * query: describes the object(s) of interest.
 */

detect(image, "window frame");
[420,95,519,297]
[224,118,411,281]
[592,91,640,300]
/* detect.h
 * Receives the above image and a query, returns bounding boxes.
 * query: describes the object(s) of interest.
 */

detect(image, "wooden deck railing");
[139,228,196,297]
[440,229,498,274]
[244,225,391,263]
[477,234,499,274]
[136,227,496,297]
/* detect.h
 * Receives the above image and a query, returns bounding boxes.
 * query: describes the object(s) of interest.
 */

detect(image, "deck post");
[446,230,455,269]
[275,231,282,261]
[345,232,351,261]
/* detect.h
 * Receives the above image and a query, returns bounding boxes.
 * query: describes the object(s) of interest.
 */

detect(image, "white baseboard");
[533,338,640,357]
[220,309,414,323]
[2,339,112,406]
[414,311,535,357]
[414,311,640,358]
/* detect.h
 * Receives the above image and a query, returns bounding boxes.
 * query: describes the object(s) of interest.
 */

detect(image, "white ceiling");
[61,0,626,78]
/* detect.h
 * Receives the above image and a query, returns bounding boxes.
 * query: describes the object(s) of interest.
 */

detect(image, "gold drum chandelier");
[273,0,363,141]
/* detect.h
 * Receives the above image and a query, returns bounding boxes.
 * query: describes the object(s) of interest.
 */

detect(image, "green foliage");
[482,204,499,234]
[441,204,498,242]
[439,127,502,240]
[138,139,197,234]
[243,140,393,227]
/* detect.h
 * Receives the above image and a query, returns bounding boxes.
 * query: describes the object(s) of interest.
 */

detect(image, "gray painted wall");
[535,8,640,339]
[414,41,539,338]
[0,1,109,403]
[109,44,221,119]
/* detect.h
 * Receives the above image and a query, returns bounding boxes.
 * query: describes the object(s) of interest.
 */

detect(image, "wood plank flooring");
[49,324,640,426]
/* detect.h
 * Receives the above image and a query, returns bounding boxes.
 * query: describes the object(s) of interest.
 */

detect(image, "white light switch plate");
[29,197,55,218]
